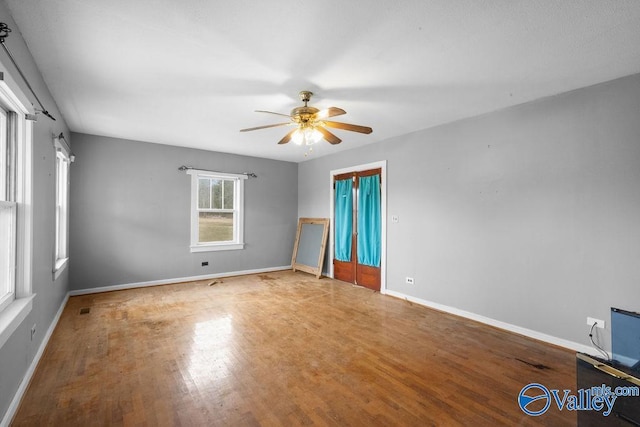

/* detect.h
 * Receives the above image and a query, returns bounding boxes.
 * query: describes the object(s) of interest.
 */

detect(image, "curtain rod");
[178,165,257,178]
[55,132,75,162]
[0,23,56,121]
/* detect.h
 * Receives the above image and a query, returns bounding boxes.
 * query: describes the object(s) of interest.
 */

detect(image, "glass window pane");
[0,110,7,201]
[54,152,70,264]
[212,179,222,209]
[198,212,234,243]
[55,204,60,260]
[0,203,16,306]
[56,155,63,207]
[198,178,211,209]
[223,180,234,209]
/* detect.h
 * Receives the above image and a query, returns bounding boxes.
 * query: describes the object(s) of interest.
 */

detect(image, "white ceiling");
[5,0,640,162]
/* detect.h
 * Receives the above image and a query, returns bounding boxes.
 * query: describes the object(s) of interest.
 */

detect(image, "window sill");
[0,294,35,350]
[53,257,69,280]
[190,243,244,253]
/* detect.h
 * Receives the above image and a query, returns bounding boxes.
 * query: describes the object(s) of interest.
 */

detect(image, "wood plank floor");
[12,271,576,426]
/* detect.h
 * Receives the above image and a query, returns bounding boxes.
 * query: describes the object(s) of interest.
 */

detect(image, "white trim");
[0,108,7,201]
[53,135,71,156]
[0,294,34,350]
[0,293,67,427]
[68,265,292,296]
[190,243,244,252]
[0,72,36,116]
[328,160,387,293]
[186,169,248,180]
[53,257,69,280]
[384,289,601,357]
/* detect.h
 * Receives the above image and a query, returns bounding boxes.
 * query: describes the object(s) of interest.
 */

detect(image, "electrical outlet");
[30,324,36,340]
[587,317,605,329]
[405,277,414,285]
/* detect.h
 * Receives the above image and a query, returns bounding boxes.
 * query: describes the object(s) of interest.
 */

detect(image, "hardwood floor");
[12,271,576,426]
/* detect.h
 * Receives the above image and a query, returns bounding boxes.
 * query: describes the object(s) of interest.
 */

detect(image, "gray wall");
[298,73,640,351]
[0,1,71,421]
[69,133,298,291]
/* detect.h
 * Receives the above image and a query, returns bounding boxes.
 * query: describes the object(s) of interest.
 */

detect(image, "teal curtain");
[334,179,353,262]
[357,175,381,267]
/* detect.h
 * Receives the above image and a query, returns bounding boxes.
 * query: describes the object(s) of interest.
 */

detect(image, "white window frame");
[0,107,7,199]
[53,136,71,279]
[187,169,246,252]
[0,69,35,350]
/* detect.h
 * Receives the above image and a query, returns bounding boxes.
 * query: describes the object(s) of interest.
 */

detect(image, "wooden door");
[333,168,381,291]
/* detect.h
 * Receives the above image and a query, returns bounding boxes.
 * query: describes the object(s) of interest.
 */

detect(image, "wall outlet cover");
[587,317,605,329]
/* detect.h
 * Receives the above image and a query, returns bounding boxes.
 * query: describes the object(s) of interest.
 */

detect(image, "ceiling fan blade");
[314,107,346,120]
[255,110,292,118]
[278,129,297,145]
[316,127,342,145]
[323,121,373,134]
[240,122,291,132]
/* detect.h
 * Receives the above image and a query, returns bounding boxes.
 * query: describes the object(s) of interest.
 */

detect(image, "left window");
[53,136,70,278]
[0,71,35,350]
[0,106,16,312]
[187,169,246,252]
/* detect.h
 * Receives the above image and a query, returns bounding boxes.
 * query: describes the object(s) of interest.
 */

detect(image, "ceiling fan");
[240,91,372,146]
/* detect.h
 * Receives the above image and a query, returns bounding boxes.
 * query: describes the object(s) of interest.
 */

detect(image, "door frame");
[329,160,387,294]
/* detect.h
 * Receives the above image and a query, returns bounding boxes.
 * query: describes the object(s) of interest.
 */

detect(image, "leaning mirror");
[291,218,329,279]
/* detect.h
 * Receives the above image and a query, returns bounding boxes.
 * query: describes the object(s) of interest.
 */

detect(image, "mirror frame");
[291,217,329,279]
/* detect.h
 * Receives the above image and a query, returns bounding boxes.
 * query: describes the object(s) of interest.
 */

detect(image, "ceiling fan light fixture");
[292,126,323,146]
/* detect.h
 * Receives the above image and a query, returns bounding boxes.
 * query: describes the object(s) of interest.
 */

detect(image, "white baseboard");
[69,265,292,296]
[1,293,69,427]
[384,289,602,357]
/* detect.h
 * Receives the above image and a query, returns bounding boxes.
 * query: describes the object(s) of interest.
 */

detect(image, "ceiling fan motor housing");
[291,106,319,124]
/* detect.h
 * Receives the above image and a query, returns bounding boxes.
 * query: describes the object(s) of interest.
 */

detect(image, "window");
[0,72,34,350]
[187,170,246,252]
[0,107,16,312]
[53,136,71,278]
